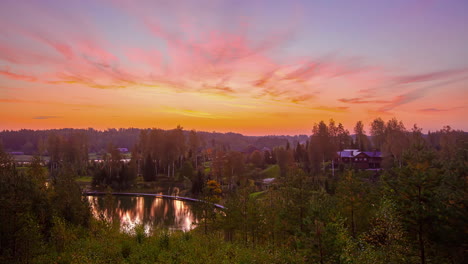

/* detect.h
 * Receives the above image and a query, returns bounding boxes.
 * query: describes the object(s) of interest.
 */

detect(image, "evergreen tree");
[143,154,156,182]
[354,120,370,151]
[370,117,386,150]
[383,143,443,264]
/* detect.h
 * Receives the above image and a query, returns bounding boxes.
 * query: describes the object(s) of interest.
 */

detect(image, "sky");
[0,0,467,135]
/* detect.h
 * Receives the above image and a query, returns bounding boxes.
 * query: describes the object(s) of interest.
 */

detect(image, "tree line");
[207,121,467,264]
[0,128,305,155]
[0,118,466,263]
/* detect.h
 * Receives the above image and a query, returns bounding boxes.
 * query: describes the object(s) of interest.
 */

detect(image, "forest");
[0,128,307,154]
[0,117,466,264]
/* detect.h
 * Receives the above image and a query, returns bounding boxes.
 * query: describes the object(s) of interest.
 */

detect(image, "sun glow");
[0,0,467,134]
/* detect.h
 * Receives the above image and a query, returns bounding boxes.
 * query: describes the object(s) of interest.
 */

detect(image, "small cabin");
[117,148,129,153]
[336,150,382,170]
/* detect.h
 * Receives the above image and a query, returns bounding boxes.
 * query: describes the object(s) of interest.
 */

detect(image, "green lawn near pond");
[249,191,266,199]
[259,164,280,178]
[76,176,93,183]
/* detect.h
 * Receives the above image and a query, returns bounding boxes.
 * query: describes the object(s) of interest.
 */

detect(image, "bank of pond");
[85,193,222,233]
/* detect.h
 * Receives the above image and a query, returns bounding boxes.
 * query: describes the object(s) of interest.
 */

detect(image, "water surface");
[87,195,200,233]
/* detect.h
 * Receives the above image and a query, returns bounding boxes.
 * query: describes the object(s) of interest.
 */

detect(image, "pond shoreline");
[83,191,225,209]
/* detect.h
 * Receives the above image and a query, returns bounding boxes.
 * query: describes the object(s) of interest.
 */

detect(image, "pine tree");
[143,154,155,182]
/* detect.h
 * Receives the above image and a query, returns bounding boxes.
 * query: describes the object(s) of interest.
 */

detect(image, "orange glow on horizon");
[1,0,467,134]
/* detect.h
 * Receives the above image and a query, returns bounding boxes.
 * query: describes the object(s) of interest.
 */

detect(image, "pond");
[87,195,200,234]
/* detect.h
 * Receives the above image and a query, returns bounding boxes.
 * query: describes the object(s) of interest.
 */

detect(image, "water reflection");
[87,195,199,234]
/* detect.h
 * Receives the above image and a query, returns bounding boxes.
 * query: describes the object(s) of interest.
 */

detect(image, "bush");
[121,241,132,259]
[158,230,170,249]
[134,223,146,244]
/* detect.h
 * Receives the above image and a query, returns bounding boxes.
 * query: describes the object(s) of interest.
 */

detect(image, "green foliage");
[53,167,91,226]
[1,121,466,263]
[249,191,265,199]
[354,120,371,151]
[0,156,48,262]
[274,147,294,177]
[158,230,171,249]
[120,240,132,259]
[382,141,464,264]
[143,153,156,181]
[205,179,222,203]
[336,170,377,237]
[0,147,91,263]
[134,223,146,244]
[191,170,205,195]
[249,150,264,168]
[180,160,194,179]
[91,149,137,189]
[259,164,280,178]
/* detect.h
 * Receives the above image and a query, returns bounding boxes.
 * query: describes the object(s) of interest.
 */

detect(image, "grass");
[30,222,305,264]
[9,153,130,163]
[249,191,266,199]
[12,155,51,162]
[259,165,280,179]
[89,152,132,160]
[76,176,93,183]
[82,175,188,195]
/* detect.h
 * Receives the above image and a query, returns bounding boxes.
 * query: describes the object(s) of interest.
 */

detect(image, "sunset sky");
[1,0,467,135]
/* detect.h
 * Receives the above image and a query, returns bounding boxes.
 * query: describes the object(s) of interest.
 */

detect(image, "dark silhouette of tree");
[370,117,386,150]
[354,121,370,151]
[143,154,156,182]
[249,150,263,168]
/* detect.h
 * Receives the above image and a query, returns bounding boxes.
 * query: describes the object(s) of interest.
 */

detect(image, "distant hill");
[0,128,310,155]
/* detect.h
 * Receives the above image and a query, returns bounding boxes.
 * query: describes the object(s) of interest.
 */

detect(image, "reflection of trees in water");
[87,196,200,233]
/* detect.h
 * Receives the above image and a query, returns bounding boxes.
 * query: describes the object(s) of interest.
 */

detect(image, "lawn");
[259,164,280,179]
[76,176,93,183]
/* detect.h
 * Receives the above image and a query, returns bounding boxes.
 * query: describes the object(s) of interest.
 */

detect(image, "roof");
[362,151,382,158]
[262,178,275,184]
[243,145,259,154]
[261,147,272,152]
[337,150,381,158]
[337,150,359,158]
[117,148,129,152]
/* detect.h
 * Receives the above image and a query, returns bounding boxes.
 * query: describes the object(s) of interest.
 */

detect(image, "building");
[9,151,25,155]
[336,149,382,170]
[117,148,129,153]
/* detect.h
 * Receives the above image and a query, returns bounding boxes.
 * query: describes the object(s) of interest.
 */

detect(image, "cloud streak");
[32,116,61,120]
[419,107,464,113]
[0,0,376,105]
[1,0,467,133]
[0,98,104,108]
[338,98,390,104]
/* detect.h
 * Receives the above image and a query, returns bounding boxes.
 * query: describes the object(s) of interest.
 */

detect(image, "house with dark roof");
[242,145,260,154]
[117,148,129,153]
[336,149,382,170]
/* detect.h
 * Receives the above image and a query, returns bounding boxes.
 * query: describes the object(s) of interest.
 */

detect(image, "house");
[256,177,275,190]
[336,149,382,170]
[117,148,129,153]
[9,151,25,155]
[261,147,272,153]
[242,145,260,154]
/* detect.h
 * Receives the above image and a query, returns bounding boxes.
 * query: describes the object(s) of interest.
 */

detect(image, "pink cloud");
[0,68,37,82]
[125,48,163,70]
[338,98,390,104]
[0,97,103,108]
[419,106,464,113]
[20,30,76,60]
[0,42,60,65]
[394,68,468,84]
[1,0,466,117]
[378,89,425,112]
